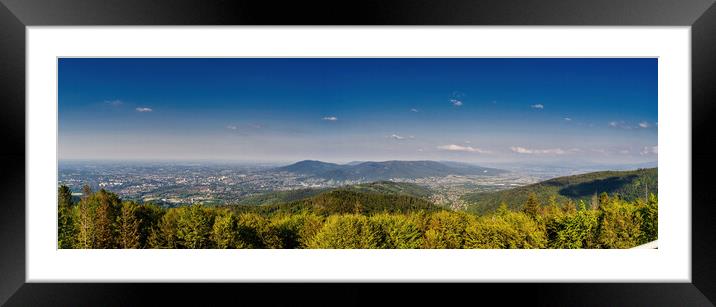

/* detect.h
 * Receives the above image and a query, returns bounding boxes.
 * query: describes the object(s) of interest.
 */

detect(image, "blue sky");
[58,58,657,164]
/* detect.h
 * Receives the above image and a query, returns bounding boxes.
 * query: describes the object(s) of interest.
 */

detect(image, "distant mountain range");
[463,167,658,214]
[275,160,506,181]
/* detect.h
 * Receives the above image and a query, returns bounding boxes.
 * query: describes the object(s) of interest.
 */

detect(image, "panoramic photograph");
[57,58,657,249]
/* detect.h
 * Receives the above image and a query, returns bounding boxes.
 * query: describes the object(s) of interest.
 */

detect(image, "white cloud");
[510,146,568,155]
[564,117,572,121]
[640,146,658,155]
[322,116,338,121]
[135,107,153,112]
[410,108,419,112]
[105,99,123,106]
[619,149,631,154]
[450,99,463,107]
[531,104,544,109]
[638,121,650,128]
[225,125,238,130]
[608,121,632,129]
[437,144,489,153]
[387,134,415,140]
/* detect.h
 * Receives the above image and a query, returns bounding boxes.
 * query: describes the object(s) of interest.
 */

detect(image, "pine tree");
[86,189,119,248]
[74,199,95,248]
[496,202,509,215]
[117,202,142,249]
[176,205,213,249]
[57,185,75,248]
[308,214,380,249]
[94,202,116,248]
[135,204,164,248]
[598,192,610,208]
[637,193,658,243]
[148,209,180,248]
[563,200,577,214]
[590,192,599,210]
[58,185,73,208]
[522,193,541,218]
[421,211,471,249]
[211,212,238,248]
[596,197,642,248]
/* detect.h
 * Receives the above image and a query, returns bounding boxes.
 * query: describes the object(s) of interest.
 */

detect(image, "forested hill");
[463,168,657,214]
[238,181,432,206]
[231,188,441,216]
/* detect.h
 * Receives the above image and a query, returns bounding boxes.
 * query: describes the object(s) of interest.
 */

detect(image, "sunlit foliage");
[58,185,657,249]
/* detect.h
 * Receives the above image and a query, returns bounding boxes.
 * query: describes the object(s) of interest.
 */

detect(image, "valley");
[58,160,655,211]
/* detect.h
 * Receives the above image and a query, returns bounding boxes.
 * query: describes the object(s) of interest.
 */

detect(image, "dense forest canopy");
[57,179,657,249]
[237,181,433,206]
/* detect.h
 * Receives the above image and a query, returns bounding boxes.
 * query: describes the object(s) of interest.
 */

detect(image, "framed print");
[2,0,716,305]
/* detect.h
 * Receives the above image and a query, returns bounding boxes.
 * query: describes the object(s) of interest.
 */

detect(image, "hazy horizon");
[59,58,657,164]
[57,158,658,170]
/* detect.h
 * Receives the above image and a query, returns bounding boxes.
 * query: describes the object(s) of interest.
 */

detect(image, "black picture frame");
[1,0,715,305]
